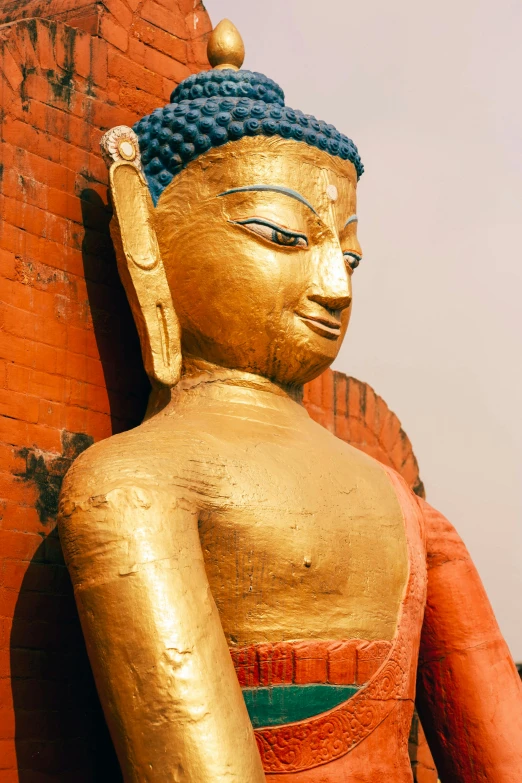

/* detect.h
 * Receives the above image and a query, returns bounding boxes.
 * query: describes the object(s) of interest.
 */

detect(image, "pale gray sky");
[206,0,522,658]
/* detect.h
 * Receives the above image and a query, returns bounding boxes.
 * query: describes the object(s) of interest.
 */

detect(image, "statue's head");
[102,21,363,397]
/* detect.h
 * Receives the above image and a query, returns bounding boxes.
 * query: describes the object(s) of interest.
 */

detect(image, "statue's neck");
[144,356,304,421]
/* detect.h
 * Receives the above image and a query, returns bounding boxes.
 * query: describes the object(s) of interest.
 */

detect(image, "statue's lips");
[297,313,342,340]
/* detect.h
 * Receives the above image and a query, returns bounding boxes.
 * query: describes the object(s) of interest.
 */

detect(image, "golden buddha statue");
[58,20,522,783]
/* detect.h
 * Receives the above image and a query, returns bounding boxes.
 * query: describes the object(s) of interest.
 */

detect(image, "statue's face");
[154,136,362,386]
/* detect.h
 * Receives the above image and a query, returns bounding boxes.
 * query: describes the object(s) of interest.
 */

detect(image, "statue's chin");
[276,352,338,388]
[266,322,345,387]
[178,310,346,389]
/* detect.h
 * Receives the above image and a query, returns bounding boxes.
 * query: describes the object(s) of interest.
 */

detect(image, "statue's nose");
[307,246,352,314]
[308,292,352,314]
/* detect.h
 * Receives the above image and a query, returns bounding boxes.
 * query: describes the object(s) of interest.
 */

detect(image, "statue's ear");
[101,128,181,392]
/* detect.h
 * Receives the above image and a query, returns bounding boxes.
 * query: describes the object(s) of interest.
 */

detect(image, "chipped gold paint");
[58,132,408,781]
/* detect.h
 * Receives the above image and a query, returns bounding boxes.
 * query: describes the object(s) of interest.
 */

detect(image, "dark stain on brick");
[16,431,94,524]
[20,61,37,111]
[412,476,426,499]
[46,66,74,105]
[45,27,76,107]
[359,381,367,417]
[26,17,38,48]
[78,166,102,185]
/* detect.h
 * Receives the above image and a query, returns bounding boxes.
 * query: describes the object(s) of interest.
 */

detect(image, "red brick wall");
[0,3,210,778]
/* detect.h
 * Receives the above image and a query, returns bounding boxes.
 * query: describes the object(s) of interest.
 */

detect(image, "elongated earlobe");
[101,127,182,393]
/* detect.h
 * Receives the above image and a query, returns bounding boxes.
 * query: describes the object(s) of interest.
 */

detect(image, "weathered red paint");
[417,499,522,781]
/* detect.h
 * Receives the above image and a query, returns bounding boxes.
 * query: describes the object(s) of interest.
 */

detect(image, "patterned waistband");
[230,639,393,730]
[230,638,392,688]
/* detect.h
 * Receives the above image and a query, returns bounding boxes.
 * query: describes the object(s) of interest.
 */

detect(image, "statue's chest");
[197,434,409,646]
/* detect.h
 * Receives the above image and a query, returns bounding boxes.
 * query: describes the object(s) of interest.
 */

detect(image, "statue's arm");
[416,498,522,781]
[58,465,265,783]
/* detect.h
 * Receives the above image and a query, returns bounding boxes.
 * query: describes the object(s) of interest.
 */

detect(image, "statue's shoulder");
[60,417,191,505]
[58,419,205,553]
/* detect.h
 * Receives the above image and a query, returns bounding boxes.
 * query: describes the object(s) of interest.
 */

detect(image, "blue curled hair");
[133,69,364,206]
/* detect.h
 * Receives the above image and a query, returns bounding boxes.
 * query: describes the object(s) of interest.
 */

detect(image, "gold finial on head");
[207,19,245,71]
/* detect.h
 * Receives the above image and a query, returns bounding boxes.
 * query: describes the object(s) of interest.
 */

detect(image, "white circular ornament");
[326,184,338,202]
[100,126,142,170]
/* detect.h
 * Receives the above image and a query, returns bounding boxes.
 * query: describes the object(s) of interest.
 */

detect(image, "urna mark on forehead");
[131,20,363,208]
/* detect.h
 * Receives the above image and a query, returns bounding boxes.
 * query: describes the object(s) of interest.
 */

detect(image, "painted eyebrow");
[218,185,317,215]
[344,215,358,228]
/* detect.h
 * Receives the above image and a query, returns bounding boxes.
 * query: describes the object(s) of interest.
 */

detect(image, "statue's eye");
[343,251,361,271]
[234,218,308,249]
